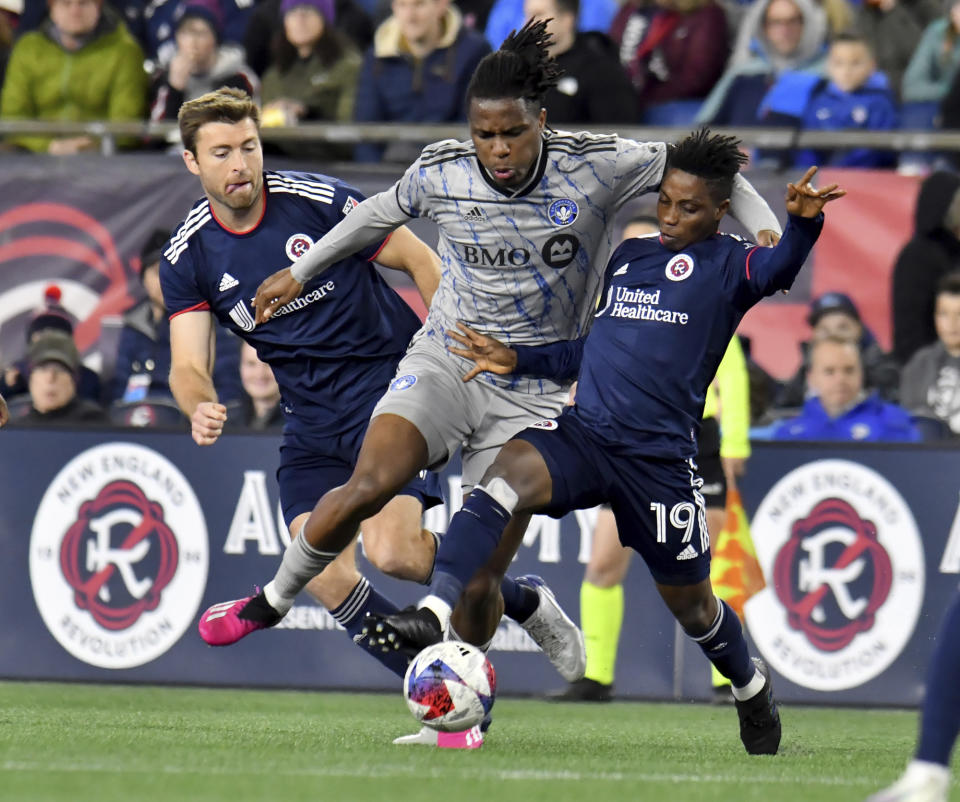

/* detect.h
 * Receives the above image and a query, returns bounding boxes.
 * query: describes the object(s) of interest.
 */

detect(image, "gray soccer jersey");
[398,131,665,360]
[288,130,780,396]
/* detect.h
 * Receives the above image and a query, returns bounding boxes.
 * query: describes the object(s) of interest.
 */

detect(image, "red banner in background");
[0,157,922,382]
[739,169,919,379]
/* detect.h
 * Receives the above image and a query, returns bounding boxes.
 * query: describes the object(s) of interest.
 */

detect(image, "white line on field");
[0,760,886,787]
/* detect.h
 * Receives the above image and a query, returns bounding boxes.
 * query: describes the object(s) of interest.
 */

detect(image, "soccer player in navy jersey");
[201,22,789,746]
[369,130,846,755]
[161,87,446,682]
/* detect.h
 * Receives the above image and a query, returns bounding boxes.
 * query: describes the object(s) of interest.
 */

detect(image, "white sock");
[419,595,452,632]
[903,760,951,785]
[732,668,766,701]
[449,623,492,653]
[263,580,293,616]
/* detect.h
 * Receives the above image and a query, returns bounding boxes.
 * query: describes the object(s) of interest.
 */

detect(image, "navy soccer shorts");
[276,417,443,529]
[515,412,711,586]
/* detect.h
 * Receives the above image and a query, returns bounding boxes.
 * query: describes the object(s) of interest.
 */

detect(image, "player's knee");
[362,529,409,579]
[342,472,395,519]
[674,594,717,636]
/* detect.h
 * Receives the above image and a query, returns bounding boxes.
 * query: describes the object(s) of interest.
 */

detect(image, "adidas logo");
[462,205,484,222]
[613,262,629,276]
[219,273,239,292]
[676,544,698,561]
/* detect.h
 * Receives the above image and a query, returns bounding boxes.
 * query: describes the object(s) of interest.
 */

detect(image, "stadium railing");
[0,119,958,158]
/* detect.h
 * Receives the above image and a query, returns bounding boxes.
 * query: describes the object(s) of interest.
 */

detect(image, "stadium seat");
[910,414,952,442]
[110,397,187,429]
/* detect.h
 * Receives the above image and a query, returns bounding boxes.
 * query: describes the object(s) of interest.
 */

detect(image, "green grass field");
[0,682,954,802]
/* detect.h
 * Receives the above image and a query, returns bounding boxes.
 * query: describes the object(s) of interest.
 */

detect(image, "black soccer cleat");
[546,677,613,703]
[361,607,443,658]
[734,658,781,755]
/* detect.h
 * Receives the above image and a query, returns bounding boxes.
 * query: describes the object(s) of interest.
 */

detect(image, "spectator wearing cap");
[259,0,362,159]
[771,336,920,442]
[0,0,146,154]
[148,0,258,124]
[110,229,243,407]
[892,170,960,365]
[353,0,491,162]
[13,331,108,426]
[0,285,102,403]
[776,291,901,408]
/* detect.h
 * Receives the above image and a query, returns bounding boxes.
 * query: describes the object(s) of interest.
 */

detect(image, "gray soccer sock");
[268,532,339,605]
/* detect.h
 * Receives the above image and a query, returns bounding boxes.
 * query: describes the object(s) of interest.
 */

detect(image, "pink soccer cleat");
[198,591,282,646]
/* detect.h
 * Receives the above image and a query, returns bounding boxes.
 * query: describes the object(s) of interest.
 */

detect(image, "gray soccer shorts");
[371,336,568,489]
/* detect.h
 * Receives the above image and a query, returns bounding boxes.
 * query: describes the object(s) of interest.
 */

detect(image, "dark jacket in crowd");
[899,340,960,435]
[111,300,243,404]
[353,5,490,161]
[14,396,109,426]
[892,171,960,364]
[543,32,639,124]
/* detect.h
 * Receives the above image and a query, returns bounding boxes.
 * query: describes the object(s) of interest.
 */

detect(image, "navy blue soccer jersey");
[514,213,824,458]
[160,170,422,436]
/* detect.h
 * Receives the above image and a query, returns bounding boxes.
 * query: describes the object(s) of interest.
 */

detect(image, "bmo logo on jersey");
[745,459,924,691]
[461,244,530,267]
[285,233,314,262]
[29,443,209,669]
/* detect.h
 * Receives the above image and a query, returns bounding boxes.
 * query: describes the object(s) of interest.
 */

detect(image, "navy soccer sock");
[430,488,513,609]
[916,590,960,766]
[330,577,409,678]
[501,576,540,623]
[689,598,755,689]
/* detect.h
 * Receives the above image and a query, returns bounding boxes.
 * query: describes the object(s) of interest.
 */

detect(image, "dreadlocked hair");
[665,128,749,203]
[465,18,563,112]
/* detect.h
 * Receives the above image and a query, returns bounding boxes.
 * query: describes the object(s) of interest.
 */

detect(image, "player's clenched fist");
[191,401,227,446]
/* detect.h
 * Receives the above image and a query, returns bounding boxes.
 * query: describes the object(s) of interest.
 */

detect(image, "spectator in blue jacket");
[772,336,921,441]
[758,32,898,167]
[353,0,490,161]
[110,229,242,406]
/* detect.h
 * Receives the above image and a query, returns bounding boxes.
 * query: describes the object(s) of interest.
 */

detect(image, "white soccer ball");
[403,640,496,732]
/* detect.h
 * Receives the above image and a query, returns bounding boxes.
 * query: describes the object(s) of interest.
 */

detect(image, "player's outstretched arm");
[785,166,846,216]
[253,187,414,324]
[447,322,585,383]
[169,311,228,446]
[374,226,442,308]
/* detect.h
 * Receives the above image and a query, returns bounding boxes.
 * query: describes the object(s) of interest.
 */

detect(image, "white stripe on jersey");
[266,174,337,195]
[266,184,335,205]
[165,207,212,264]
[266,177,336,203]
[165,201,210,257]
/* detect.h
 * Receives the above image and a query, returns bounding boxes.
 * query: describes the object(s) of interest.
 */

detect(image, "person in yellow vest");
[551,217,753,701]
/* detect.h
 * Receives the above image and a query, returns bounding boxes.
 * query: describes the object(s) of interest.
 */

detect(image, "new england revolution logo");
[29,443,209,669]
[547,199,579,227]
[665,253,694,282]
[285,233,314,262]
[745,460,923,691]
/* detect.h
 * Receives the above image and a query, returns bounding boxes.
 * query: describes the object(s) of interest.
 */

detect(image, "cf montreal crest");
[746,460,923,691]
[285,233,314,262]
[547,199,578,227]
[30,443,208,669]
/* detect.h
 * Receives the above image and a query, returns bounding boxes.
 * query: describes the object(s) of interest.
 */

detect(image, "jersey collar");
[477,137,548,199]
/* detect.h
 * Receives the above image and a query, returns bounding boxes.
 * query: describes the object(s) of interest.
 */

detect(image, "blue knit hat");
[280,0,335,22]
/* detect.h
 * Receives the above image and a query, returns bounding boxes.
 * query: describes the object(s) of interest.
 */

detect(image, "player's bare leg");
[361,493,437,583]
[657,577,781,755]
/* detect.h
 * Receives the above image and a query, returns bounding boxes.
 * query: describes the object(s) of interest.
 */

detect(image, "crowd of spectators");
[5,0,960,161]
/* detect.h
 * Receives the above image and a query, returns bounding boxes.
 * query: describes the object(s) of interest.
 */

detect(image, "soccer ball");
[403,640,496,732]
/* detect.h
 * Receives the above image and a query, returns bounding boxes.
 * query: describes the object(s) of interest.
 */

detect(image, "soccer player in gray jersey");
[202,21,783,740]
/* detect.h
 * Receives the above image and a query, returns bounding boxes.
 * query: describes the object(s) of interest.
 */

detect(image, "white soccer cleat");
[516,575,586,683]
[392,725,483,749]
[866,761,951,802]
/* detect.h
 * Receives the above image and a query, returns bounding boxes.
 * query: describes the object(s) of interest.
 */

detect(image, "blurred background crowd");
[1,0,960,444]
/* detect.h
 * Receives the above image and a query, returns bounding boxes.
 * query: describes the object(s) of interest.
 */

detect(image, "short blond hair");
[178,87,261,155]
